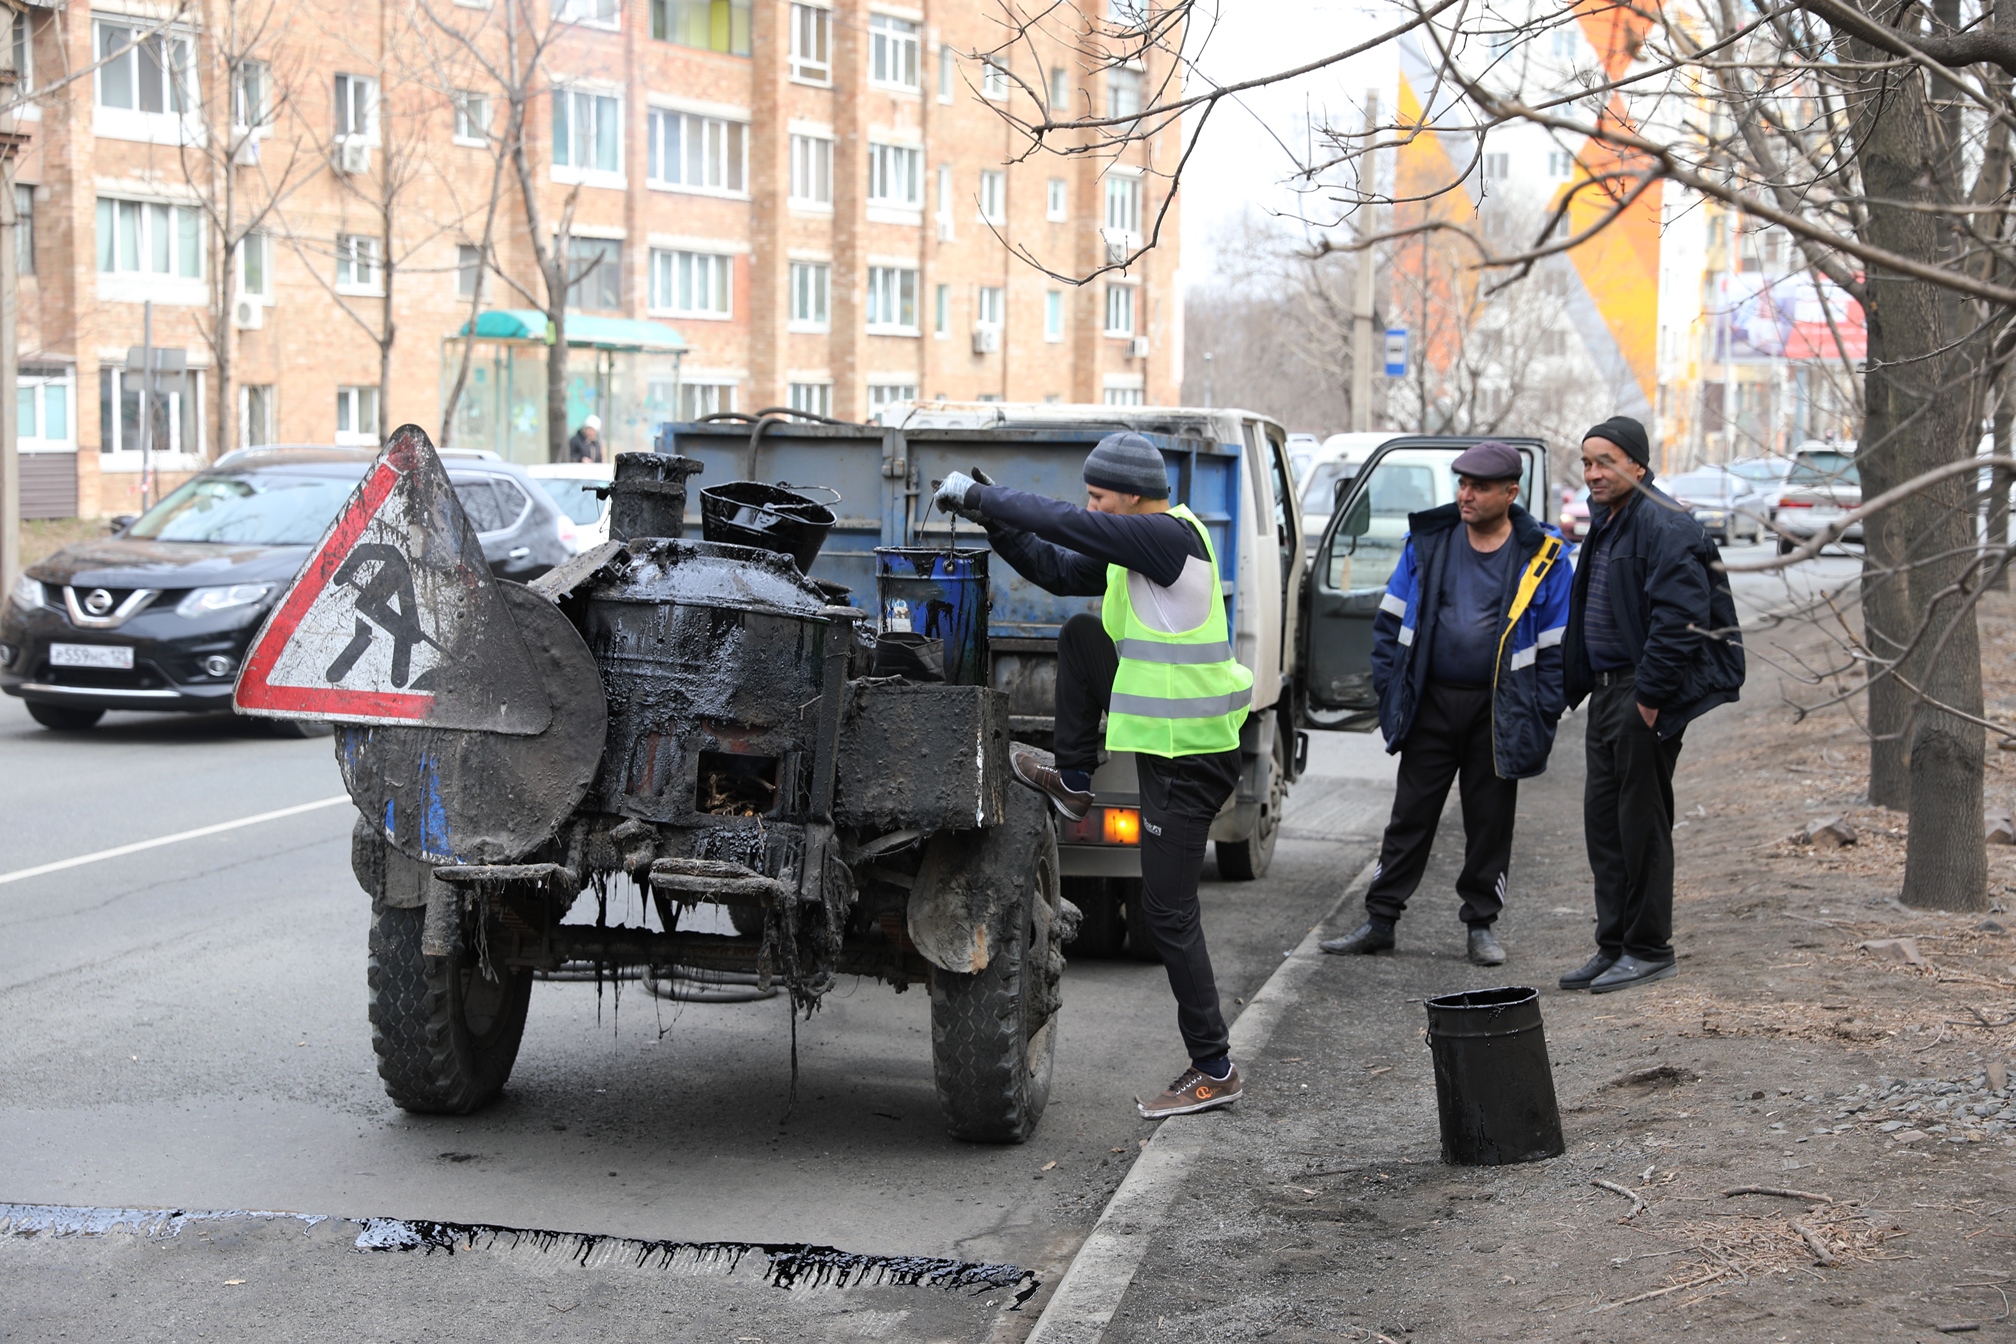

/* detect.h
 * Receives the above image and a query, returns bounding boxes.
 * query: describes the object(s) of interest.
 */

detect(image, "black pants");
[1364,681,1517,928]
[1584,676,1683,962]
[1055,612,1238,1065]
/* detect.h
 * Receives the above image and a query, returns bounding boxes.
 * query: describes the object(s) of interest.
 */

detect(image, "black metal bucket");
[1424,985,1565,1165]
[698,481,836,574]
[607,452,704,542]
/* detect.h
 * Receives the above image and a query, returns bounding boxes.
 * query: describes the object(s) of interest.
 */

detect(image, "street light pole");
[0,56,27,605]
[1202,351,1212,409]
[1351,91,1380,434]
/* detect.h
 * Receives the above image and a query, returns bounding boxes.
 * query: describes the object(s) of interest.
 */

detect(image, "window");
[651,0,752,53]
[454,91,489,145]
[12,10,30,92]
[1050,66,1069,108]
[936,163,953,237]
[939,45,955,100]
[568,237,622,310]
[976,285,1004,328]
[978,169,1005,224]
[17,373,72,451]
[556,0,619,25]
[1108,0,1148,28]
[335,233,380,292]
[868,142,922,208]
[95,22,194,115]
[1104,174,1141,237]
[241,384,274,449]
[335,385,379,444]
[1550,26,1577,57]
[869,14,920,88]
[790,261,829,327]
[1104,283,1134,335]
[554,88,622,176]
[1108,67,1140,120]
[239,232,269,299]
[649,109,746,193]
[95,197,203,278]
[981,57,1009,100]
[334,73,376,141]
[1103,384,1144,406]
[867,266,918,331]
[788,382,831,416]
[99,367,202,456]
[233,60,269,131]
[1480,151,1509,183]
[789,133,832,204]
[680,382,736,417]
[1045,289,1064,341]
[790,3,830,80]
[650,248,731,317]
[934,283,949,335]
[457,243,482,299]
[454,476,532,533]
[867,383,915,412]
[14,185,30,277]
[1046,177,1066,221]
[1547,149,1573,178]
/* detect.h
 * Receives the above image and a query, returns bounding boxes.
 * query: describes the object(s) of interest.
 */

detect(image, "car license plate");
[49,643,134,669]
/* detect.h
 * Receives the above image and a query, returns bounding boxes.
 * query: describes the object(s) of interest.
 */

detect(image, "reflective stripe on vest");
[1100,503,1254,758]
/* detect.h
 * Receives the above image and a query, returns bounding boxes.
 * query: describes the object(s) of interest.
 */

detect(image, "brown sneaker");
[1135,1064,1243,1119]
[1008,742,1094,822]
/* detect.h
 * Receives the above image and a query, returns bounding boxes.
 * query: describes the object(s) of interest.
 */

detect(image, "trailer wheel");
[1216,729,1288,882]
[367,902,532,1115]
[929,789,1060,1143]
[26,702,103,731]
[1062,876,1125,958]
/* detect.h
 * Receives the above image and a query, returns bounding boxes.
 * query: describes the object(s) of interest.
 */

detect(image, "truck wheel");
[1777,535,1797,556]
[1121,879,1164,962]
[929,789,1060,1143]
[367,902,532,1115]
[1062,876,1125,958]
[1216,730,1288,882]
[26,702,103,731]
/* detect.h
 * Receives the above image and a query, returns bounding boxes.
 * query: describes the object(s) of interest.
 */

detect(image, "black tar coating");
[968,483,1204,595]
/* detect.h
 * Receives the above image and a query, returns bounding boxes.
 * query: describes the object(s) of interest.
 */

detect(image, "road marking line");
[1025,852,1380,1344]
[0,795,352,887]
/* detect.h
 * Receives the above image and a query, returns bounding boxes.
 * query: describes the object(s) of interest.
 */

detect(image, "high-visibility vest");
[1100,504,1254,758]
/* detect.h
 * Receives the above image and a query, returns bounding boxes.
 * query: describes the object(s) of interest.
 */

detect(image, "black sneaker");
[1008,743,1093,822]
[1589,955,1677,994]
[1319,919,1396,955]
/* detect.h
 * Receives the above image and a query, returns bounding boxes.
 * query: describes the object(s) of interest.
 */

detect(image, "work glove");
[934,470,982,518]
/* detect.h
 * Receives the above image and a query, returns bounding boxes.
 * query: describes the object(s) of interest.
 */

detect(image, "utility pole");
[1350,91,1380,433]
[0,19,28,606]
[1202,352,1213,408]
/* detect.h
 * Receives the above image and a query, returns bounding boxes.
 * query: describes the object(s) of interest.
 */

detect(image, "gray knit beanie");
[1082,432,1170,498]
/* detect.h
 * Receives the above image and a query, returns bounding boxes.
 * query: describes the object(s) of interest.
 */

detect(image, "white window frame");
[232,59,270,136]
[1104,172,1142,241]
[98,366,205,465]
[648,107,748,197]
[867,141,923,218]
[935,162,953,238]
[977,169,1005,225]
[334,72,379,145]
[552,86,626,188]
[789,132,833,207]
[16,371,75,453]
[867,383,916,413]
[237,231,272,303]
[566,235,624,311]
[1044,289,1064,342]
[938,45,955,101]
[934,282,949,337]
[239,382,276,450]
[1104,281,1135,336]
[453,90,489,147]
[1107,67,1141,120]
[457,243,484,300]
[790,3,831,83]
[1547,148,1574,178]
[975,285,1004,329]
[788,381,832,416]
[789,260,830,331]
[866,265,919,334]
[1049,66,1069,108]
[335,233,382,295]
[980,57,1009,100]
[649,247,734,319]
[93,20,201,147]
[335,384,380,445]
[95,196,206,304]
[1046,177,1067,221]
[555,0,622,29]
[868,13,920,90]
[679,381,737,418]
[1103,382,1145,406]
[1480,151,1510,184]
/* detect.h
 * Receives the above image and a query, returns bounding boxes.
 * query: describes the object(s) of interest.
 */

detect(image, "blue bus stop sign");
[1384,328,1408,378]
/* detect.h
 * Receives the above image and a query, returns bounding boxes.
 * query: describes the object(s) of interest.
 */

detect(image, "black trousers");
[1584,676,1683,962]
[1055,611,1238,1065]
[1364,681,1517,928]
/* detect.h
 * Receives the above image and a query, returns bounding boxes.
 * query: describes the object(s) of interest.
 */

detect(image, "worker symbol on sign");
[322,544,442,689]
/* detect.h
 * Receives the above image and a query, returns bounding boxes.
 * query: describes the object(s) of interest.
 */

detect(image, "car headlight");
[175,583,273,618]
[9,573,45,612]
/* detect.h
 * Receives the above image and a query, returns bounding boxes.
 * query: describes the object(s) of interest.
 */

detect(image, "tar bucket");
[699,481,837,574]
[874,548,991,687]
[1423,985,1565,1166]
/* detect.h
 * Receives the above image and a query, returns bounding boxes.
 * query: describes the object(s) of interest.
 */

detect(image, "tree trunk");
[547,304,568,464]
[1991,359,2013,592]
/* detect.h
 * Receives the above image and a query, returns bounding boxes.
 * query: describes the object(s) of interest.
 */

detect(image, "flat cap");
[1450,440,1523,481]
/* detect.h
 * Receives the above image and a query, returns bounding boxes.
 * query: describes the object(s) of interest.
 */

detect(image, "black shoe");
[1008,743,1094,822]
[1559,952,1618,991]
[1466,926,1506,966]
[1320,919,1395,955]
[1589,954,1677,994]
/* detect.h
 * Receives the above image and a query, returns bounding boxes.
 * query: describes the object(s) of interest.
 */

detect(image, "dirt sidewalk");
[1089,596,2016,1342]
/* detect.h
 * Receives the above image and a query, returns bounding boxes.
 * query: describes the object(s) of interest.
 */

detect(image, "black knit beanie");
[1584,416,1653,480]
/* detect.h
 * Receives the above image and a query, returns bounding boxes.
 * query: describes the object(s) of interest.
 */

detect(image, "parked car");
[1285,432,1323,484]
[1559,486,1592,541]
[1769,443,1861,555]
[526,460,614,554]
[1665,468,1766,545]
[1299,432,1399,552]
[1,446,570,730]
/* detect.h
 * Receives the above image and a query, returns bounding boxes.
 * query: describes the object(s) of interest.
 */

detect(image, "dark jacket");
[1370,503,1573,780]
[567,430,603,463]
[1563,486,1745,738]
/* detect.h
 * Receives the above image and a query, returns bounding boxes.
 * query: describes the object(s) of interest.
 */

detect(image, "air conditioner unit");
[972,326,1000,354]
[232,136,261,167]
[1101,228,1130,265]
[335,138,371,175]
[1129,336,1150,359]
[232,296,263,330]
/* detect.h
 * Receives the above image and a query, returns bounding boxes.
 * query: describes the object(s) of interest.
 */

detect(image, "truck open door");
[1296,436,1549,732]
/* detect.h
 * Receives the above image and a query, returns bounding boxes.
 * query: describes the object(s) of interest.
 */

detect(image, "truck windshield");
[1787,451,1858,487]
[126,471,358,545]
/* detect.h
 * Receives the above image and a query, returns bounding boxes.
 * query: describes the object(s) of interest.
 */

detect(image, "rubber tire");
[1777,535,1797,556]
[26,702,104,731]
[367,902,533,1115]
[1121,878,1164,962]
[1215,730,1288,882]
[928,789,1061,1144]
[1062,876,1126,958]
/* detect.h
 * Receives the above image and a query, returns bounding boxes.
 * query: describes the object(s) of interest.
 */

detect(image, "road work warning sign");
[234,424,552,734]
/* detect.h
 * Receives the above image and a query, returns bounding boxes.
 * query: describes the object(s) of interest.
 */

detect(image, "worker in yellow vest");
[934,432,1253,1119]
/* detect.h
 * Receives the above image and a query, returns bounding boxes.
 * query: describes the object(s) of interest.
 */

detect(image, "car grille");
[34,659,174,691]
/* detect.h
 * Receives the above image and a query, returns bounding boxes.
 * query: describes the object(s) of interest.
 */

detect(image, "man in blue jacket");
[1559,416,1745,994]
[1321,441,1573,966]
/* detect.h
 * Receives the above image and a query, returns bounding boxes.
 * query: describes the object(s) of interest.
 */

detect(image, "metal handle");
[507,546,530,560]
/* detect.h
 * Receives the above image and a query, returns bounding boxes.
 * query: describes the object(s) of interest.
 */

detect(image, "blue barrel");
[874,548,991,687]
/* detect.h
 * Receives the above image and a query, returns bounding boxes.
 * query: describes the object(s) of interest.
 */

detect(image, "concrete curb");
[1024,855,1379,1344]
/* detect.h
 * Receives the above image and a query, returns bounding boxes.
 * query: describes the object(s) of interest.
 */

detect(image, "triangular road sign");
[235,425,553,734]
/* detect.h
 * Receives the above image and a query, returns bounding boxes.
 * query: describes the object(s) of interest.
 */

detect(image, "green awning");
[458,309,688,353]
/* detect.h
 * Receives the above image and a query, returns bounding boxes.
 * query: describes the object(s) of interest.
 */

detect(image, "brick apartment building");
[6,0,1180,519]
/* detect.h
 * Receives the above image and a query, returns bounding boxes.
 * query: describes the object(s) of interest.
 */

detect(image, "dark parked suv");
[1,445,568,730]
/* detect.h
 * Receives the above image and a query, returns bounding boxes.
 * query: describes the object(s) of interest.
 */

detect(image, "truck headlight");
[9,574,45,612]
[176,584,273,618]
